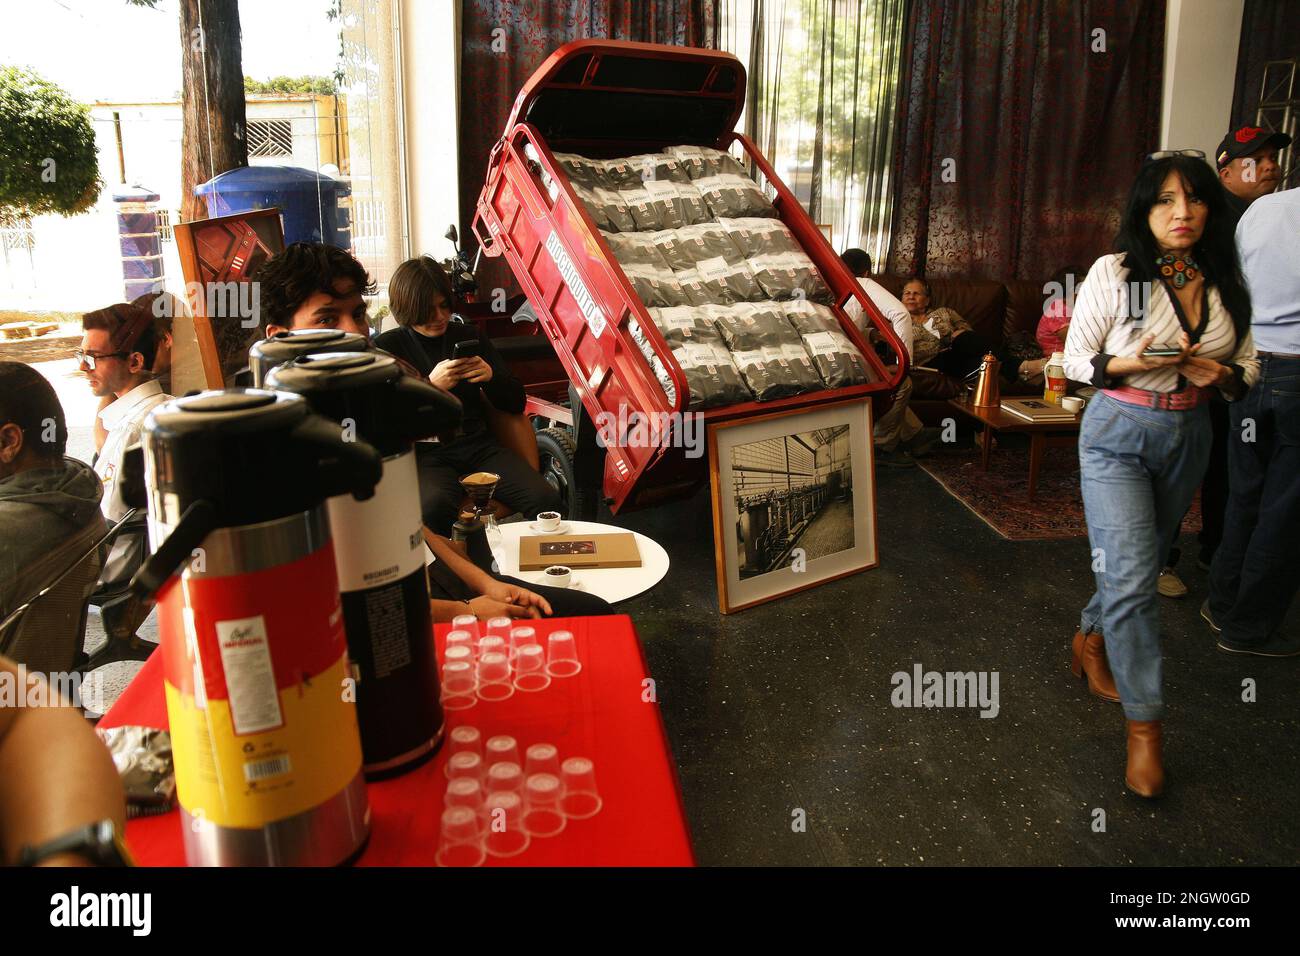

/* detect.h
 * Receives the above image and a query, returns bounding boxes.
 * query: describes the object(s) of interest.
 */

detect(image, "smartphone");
[452,339,481,360]
[1142,347,1182,357]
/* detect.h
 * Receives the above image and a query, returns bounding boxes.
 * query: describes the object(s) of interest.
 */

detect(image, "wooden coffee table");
[946,397,1082,499]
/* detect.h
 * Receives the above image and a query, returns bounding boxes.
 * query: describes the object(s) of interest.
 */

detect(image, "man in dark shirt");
[1215,125,1291,228]
[374,255,562,533]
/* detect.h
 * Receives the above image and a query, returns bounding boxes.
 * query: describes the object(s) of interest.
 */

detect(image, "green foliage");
[0,66,102,226]
[244,75,338,96]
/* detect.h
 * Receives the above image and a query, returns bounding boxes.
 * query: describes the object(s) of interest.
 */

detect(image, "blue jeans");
[1209,355,1300,644]
[1078,392,1212,721]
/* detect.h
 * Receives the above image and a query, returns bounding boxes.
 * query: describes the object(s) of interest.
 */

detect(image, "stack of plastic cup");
[437,734,604,864]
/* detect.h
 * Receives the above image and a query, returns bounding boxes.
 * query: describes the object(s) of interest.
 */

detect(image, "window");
[247,119,294,157]
[156,208,176,243]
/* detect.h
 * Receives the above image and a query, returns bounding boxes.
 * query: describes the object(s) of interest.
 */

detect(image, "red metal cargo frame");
[473,39,907,513]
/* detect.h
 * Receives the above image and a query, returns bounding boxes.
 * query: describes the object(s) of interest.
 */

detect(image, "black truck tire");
[536,426,599,521]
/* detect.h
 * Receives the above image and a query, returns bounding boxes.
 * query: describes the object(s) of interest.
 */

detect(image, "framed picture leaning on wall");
[708,397,877,613]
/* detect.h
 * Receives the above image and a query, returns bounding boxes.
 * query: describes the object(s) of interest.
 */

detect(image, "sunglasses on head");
[1145,149,1207,163]
[74,349,129,370]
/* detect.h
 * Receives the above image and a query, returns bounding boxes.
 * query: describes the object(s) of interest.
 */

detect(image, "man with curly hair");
[254,241,377,339]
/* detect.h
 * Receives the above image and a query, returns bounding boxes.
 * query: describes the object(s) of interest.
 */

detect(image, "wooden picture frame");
[707,397,877,613]
[173,208,285,388]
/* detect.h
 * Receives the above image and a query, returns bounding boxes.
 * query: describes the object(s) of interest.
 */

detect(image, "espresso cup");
[543,565,572,588]
[537,511,562,532]
[1062,396,1084,414]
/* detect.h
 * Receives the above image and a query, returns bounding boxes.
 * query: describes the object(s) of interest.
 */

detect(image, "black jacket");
[374,322,526,436]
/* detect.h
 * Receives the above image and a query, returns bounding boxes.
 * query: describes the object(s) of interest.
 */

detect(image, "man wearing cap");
[1215,125,1291,227]
[79,303,173,584]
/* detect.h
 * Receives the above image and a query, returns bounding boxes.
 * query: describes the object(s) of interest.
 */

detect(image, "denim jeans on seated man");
[1208,355,1300,646]
[1078,393,1212,722]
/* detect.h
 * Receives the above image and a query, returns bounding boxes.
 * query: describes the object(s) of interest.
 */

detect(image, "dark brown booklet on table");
[519,532,642,570]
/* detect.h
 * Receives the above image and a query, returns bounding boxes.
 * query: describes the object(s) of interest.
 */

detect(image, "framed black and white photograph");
[708,397,877,613]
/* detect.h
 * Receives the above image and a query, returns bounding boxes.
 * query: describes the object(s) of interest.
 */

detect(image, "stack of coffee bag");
[536,144,866,406]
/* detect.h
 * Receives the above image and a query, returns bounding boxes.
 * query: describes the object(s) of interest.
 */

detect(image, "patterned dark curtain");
[886,0,1166,281]
[1230,0,1300,189]
[459,0,719,294]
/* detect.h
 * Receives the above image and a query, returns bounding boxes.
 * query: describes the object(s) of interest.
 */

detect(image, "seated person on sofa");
[374,255,562,533]
[0,362,106,636]
[900,277,988,377]
[840,250,937,467]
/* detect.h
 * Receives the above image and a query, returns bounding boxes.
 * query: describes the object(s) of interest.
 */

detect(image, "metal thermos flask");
[248,328,370,387]
[129,389,383,866]
[265,352,463,776]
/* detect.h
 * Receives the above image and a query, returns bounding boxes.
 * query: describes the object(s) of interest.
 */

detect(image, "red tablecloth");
[100,615,694,866]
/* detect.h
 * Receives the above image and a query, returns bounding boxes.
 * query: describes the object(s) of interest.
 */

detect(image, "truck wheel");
[536,426,592,521]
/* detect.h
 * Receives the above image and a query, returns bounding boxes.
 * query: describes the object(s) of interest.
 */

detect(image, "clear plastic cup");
[524,742,561,778]
[450,616,479,640]
[484,734,521,768]
[559,756,603,820]
[444,776,486,818]
[485,616,512,640]
[484,791,530,858]
[441,661,477,711]
[444,645,472,668]
[476,651,514,702]
[486,761,525,795]
[477,635,507,660]
[546,629,582,678]
[445,629,475,657]
[522,773,567,838]
[448,724,482,757]
[513,644,551,692]
[447,750,485,786]
[508,626,538,661]
[435,806,485,867]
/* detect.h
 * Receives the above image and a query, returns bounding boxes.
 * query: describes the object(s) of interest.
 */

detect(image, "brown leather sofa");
[873,274,1054,423]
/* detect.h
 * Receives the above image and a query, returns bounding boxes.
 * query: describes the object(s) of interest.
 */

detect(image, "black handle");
[391,374,463,441]
[289,413,383,502]
[129,499,219,601]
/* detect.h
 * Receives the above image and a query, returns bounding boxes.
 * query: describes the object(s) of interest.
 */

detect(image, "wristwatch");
[17,820,134,867]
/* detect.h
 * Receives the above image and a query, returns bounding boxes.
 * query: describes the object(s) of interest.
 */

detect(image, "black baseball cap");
[1215,125,1292,169]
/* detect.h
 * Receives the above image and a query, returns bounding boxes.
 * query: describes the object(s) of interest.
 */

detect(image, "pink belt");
[1103,385,1207,411]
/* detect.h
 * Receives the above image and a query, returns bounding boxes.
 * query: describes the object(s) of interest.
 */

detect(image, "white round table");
[490,519,669,604]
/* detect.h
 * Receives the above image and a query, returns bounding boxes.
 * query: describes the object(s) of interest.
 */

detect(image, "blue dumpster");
[194,165,352,249]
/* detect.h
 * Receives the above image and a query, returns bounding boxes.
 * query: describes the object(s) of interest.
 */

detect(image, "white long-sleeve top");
[1063,253,1258,396]
[844,276,913,364]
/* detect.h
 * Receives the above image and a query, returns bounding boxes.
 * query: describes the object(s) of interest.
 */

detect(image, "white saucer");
[528,521,570,535]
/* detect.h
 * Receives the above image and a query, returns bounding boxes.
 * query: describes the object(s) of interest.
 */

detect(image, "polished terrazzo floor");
[610,464,1300,866]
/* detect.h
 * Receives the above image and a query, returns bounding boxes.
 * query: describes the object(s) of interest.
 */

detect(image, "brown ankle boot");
[1070,631,1120,702]
[1125,720,1165,798]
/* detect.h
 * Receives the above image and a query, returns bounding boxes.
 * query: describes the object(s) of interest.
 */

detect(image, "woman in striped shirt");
[1064,153,1258,798]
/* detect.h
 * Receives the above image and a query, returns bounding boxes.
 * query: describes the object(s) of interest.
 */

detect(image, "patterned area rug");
[916,440,1203,541]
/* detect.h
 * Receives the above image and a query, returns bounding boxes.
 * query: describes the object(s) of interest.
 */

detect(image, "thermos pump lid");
[249,328,370,386]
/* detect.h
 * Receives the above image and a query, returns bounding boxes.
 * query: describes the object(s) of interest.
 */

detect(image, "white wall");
[1160,0,1246,157]
[398,0,461,262]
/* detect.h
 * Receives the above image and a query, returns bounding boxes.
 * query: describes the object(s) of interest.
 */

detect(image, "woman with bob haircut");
[1063,151,1258,798]
[374,256,562,532]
